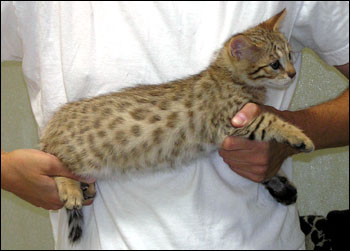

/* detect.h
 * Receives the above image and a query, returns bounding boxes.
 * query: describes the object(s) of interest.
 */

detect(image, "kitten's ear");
[229,35,260,62]
[260,8,286,31]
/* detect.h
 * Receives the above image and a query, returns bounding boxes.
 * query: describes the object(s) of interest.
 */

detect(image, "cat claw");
[286,135,315,153]
[292,140,314,153]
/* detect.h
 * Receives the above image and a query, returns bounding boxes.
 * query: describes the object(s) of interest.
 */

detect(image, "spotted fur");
[40,9,314,243]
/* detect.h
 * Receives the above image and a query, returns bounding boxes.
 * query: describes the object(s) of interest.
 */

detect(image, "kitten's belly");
[81,143,218,179]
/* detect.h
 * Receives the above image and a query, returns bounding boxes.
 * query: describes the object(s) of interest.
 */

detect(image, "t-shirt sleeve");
[291,1,349,66]
[1,1,23,62]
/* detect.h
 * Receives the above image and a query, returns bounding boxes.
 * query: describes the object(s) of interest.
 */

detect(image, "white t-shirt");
[2,1,349,250]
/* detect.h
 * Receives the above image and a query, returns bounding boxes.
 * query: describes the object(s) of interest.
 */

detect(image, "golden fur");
[40,9,314,243]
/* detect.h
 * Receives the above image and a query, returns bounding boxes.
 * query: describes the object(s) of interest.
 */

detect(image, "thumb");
[232,103,261,127]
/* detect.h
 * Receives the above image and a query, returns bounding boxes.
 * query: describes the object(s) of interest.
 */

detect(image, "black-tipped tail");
[263,175,297,205]
[67,208,84,243]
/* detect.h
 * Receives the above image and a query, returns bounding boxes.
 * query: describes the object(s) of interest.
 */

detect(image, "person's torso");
[14,1,305,249]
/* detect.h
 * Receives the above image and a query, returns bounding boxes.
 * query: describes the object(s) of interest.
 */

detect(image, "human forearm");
[1,150,10,190]
[222,65,349,182]
[1,149,95,209]
[276,89,349,150]
[221,90,349,183]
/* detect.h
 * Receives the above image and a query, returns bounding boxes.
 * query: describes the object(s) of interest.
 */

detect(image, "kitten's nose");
[288,71,296,79]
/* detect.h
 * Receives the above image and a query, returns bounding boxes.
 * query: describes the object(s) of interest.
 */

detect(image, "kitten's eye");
[269,60,280,70]
[288,52,292,61]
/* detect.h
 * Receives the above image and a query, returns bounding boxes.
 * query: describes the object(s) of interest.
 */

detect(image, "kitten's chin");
[240,78,293,90]
[263,79,294,90]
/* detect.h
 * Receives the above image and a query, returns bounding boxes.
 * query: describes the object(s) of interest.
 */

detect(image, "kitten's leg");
[222,112,314,205]
[54,177,84,243]
[232,112,315,152]
[262,171,297,205]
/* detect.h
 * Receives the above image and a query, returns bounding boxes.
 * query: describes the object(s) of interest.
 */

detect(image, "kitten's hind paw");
[263,176,297,205]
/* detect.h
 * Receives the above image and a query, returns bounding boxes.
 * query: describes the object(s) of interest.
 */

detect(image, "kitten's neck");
[199,55,266,104]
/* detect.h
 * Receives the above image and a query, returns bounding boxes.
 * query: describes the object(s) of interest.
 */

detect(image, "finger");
[221,136,252,150]
[44,200,65,210]
[221,157,268,175]
[221,136,266,151]
[83,199,94,206]
[19,193,64,210]
[232,103,261,127]
[36,178,66,208]
[219,148,269,166]
[44,154,96,183]
[230,166,265,183]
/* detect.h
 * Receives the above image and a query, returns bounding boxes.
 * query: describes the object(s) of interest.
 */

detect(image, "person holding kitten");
[1,2,348,250]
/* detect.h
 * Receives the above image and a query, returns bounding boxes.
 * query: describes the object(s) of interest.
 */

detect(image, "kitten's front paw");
[286,134,314,153]
[263,176,297,205]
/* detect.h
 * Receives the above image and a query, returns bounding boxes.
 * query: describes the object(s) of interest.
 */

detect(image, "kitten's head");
[223,9,296,89]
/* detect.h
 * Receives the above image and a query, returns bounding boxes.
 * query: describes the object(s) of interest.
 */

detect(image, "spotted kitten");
[40,9,314,243]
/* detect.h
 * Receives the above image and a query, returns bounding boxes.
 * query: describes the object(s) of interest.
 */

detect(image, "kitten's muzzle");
[288,71,296,79]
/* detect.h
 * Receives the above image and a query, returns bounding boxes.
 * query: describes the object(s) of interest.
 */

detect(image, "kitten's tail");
[67,208,84,244]
[263,175,297,205]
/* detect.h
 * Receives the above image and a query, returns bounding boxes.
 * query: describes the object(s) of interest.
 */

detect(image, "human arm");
[1,149,96,210]
[276,63,349,150]
[279,89,349,150]
[219,63,349,182]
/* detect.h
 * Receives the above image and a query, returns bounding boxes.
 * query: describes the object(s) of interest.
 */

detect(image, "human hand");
[1,149,96,210]
[218,103,296,183]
